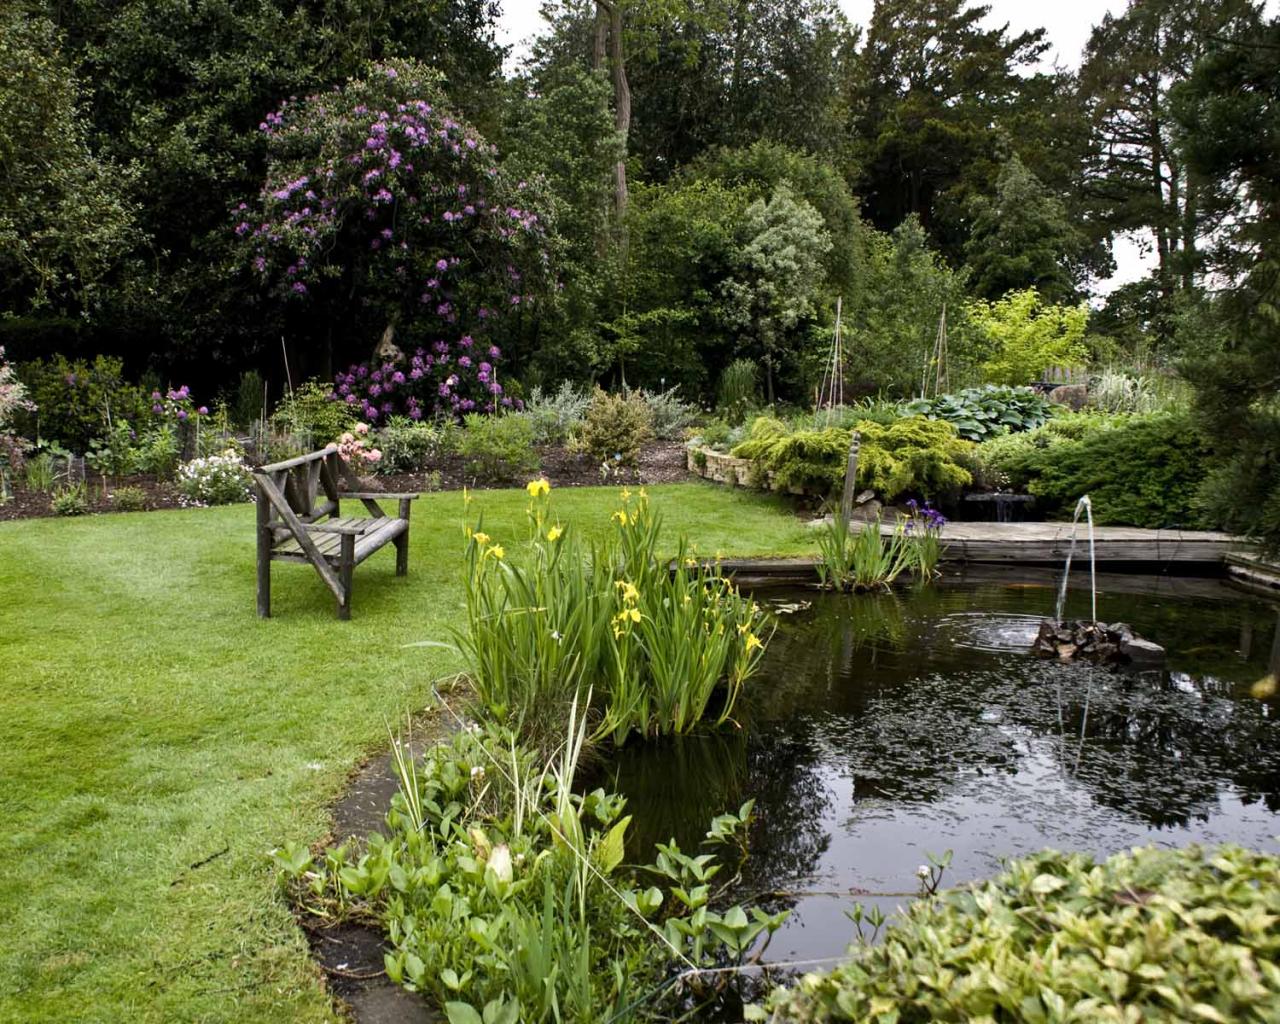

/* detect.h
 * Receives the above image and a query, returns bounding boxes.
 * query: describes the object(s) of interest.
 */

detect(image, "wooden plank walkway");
[908,521,1246,565]
[718,521,1251,583]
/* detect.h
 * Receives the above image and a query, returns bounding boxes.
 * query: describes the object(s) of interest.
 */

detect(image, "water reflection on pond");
[604,570,1280,963]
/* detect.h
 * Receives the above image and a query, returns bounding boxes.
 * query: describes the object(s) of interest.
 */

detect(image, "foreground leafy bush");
[459,486,770,751]
[1003,411,1211,527]
[901,385,1054,442]
[276,722,785,1022]
[176,449,253,505]
[732,416,973,500]
[579,389,655,471]
[459,413,539,481]
[761,844,1280,1023]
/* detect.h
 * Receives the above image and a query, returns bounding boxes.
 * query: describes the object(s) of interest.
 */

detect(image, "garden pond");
[603,569,1280,964]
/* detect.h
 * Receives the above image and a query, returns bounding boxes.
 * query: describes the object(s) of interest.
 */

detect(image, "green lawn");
[0,482,813,1023]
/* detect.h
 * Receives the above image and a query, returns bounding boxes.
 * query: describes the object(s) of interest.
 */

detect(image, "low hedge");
[761,844,1280,1023]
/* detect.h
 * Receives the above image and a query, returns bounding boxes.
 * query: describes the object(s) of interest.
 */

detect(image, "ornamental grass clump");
[760,844,1280,1023]
[456,482,771,752]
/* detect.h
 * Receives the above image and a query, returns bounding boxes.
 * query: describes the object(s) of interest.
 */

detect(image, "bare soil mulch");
[0,442,694,523]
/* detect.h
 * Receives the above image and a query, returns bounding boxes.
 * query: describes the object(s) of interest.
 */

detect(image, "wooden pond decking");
[900,521,1246,565]
[720,520,1252,584]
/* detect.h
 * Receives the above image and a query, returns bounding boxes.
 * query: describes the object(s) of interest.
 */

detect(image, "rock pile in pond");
[1032,619,1165,665]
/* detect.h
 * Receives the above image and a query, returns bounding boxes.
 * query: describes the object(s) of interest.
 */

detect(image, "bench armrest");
[341,491,420,500]
[308,521,374,536]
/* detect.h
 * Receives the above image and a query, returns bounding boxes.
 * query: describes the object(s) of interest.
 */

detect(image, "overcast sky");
[494,1,1277,294]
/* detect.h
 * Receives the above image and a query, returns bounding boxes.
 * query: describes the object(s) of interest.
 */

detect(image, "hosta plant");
[901,385,1054,443]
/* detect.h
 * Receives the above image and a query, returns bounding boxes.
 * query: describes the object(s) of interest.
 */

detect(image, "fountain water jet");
[1033,494,1165,665]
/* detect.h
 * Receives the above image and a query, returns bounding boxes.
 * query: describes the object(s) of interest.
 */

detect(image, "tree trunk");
[608,2,631,235]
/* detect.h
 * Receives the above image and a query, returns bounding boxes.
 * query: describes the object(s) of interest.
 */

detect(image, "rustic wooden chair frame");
[253,449,418,619]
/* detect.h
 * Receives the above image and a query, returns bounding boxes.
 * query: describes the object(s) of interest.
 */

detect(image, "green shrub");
[373,417,440,474]
[717,358,759,425]
[233,369,266,429]
[84,420,138,482]
[524,381,591,445]
[17,354,148,452]
[269,380,356,450]
[901,385,1055,442]
[968,288,1089,386]
[689,417,734,451]
[762,844,1280,1023]
[134,425,180,478]
[109,486,147,512]
[51,483,89,516]
[732,417,973,500]
[175,449,253,505]
[1006,411,1211,527]
[459,413,539,481]
[579,389,654,470]
[636,385,698,440]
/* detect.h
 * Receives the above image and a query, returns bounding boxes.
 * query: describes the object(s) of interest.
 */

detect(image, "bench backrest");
[254,448,348,525]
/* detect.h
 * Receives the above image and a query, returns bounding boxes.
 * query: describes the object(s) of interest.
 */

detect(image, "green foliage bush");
[733,417,973,500]
[270,380,356,450]
[109,485,147,512]
[1002,411,1211,527]
[902,385,1054,442]
[579,389,654,470]
[51,483,88,516]
[523,381,591,445]
[459,413,539,482]
[637,385,698,440]
[373,418,441,475]
[968,288,1089,386]
[18,355,148,452]
[762,844,1280,1023]
[134,425,180,479]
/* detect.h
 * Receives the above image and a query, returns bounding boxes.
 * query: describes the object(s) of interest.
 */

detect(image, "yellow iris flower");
[546,526,563,542]
[526,478,550,498]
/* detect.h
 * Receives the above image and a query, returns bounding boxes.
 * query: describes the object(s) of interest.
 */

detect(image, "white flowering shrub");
[176,449,253,505]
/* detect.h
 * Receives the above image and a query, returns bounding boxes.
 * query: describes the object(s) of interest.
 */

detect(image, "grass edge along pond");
[0,482,812,1024]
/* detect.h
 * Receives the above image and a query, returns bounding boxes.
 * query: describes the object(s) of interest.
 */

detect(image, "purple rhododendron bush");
[235,59,552,422]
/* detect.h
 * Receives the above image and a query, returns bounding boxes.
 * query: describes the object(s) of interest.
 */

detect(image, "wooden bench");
[253,448,418,619]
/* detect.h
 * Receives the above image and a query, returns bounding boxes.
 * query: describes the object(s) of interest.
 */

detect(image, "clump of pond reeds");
[816,501,947,592]
[454,481,773,756]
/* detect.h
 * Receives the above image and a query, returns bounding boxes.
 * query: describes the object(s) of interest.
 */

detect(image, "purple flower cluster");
[904,499,948,534]
[151,386,208,423]
[331,339,522,423]
[236,60,547,330]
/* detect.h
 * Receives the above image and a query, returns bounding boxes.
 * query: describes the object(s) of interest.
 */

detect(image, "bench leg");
[256,497,272,618]
[396,500,411,577]
[338,533,355,620]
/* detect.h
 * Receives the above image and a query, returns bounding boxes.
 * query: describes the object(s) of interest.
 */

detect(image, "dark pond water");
[605,568,1280,963]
